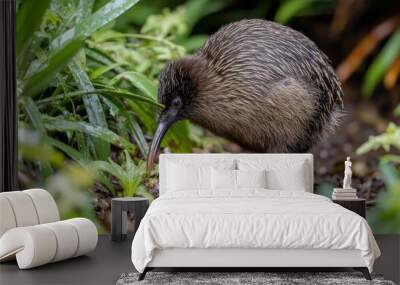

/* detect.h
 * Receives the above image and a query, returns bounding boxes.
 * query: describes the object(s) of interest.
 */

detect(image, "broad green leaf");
[86,47,123,72]
[109,71,159,132]
[89,160,124,182]
[363,29,400,97]
[46,137,87,164]
[109,159,127,182]
[95,173,115,193]
[88,151,146,197]
[16,0,50,57]
[37,87,162,108]
[23,40,83,97]
[93,0,110,12]
[111,71,157,99]
[77,0,95,22]
[275,0,314,24]
[42,116,135,152]
[90,158,137,196]
[51,0,140,51]
[69,58,110,160]
[90,63,121,79]
[102,89,162,107]
[36,90,102,105]
[23,97,46,133]
[86,161,121,194]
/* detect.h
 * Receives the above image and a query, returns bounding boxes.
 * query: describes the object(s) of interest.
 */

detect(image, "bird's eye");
[171,97,181,107]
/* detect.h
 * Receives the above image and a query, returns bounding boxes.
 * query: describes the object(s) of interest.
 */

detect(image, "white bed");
[131,154,380,280]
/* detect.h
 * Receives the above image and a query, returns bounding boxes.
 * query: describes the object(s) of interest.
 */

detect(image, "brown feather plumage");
[157,19,344,153]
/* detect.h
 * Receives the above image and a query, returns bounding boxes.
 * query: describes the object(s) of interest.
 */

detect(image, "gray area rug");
[116,272,395,285]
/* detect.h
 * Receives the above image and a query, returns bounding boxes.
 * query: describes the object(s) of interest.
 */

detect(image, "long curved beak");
[146,109,179,173]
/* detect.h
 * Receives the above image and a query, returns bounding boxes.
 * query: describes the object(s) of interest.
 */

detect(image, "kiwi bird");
[147,19,343,171]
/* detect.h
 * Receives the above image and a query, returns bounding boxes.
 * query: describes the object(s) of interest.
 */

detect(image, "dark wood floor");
[0,235,135,285]
[1,235,398,285]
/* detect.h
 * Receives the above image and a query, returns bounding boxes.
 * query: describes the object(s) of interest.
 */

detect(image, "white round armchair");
[0,189,97,269]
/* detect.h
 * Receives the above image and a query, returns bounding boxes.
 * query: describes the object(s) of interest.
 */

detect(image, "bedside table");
[332,198,366,218]
[111,197,149,242]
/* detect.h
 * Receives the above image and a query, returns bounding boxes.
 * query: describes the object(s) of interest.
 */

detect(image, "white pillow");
[211,169,268,190]
[238,159,307,191]
[236,169,267,189]
[211,168,236,190]
[167,162,211,191]
[266,167,306,191]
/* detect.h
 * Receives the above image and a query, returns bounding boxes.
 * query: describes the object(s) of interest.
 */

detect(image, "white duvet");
[131,190,380,273]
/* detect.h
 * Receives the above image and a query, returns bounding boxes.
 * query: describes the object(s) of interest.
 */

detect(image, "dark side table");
[111,197,149,242]
[332,198,366,218]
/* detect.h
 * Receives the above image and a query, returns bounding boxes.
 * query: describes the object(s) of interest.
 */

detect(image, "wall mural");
[16,0,400,234]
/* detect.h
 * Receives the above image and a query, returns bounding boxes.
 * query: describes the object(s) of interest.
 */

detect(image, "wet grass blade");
[16,0,50,59]
[23,97,46,133]
[102,95,149,157]
[87,160,125,194]
[111,71,157,99]
[77,0,95,22]
[90,63,121,79]
[69,58,110,160]
[42,116,135,153]
[363,28,400,97]
[36,88,163,108]
[23,97,52,176]
[46,137,87,164]
[51,0,139,51]
[23,40,83,97]
[101,89,163,107]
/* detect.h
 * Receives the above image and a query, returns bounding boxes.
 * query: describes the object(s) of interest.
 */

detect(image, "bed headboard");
[158,153,314,195]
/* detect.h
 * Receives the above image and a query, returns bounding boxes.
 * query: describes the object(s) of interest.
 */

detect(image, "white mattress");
[131,190,380,273]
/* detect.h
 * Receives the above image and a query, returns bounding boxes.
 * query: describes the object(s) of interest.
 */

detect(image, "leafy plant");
[357,121,400,233]
[357,122,400,162]
[17,0,217,228]
[88,151,146,197]
[368,163,400,234]
[17,0,142,173]
[17,0,198,185]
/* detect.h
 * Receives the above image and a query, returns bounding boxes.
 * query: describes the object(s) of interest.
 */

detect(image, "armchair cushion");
[0,189,97,269]
[0,218,97,269]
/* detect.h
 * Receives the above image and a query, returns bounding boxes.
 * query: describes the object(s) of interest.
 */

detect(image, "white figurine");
[343,157,352,189]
